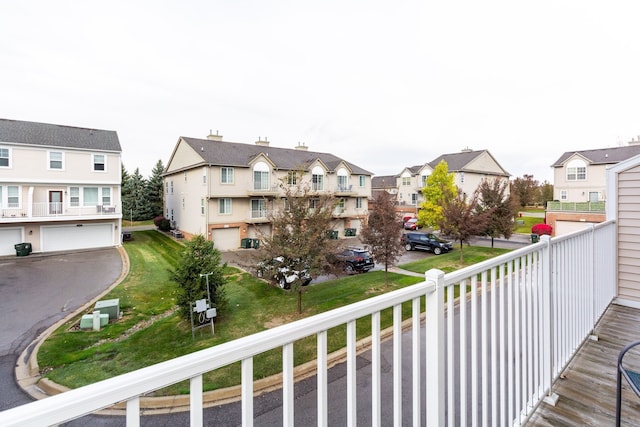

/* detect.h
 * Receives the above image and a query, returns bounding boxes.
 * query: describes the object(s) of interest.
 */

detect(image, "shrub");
[158,218,171,231]
[153,215,165,227]
[532,223,552,235]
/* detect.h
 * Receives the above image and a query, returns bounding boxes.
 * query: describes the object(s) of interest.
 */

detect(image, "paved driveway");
[0,248,122,411]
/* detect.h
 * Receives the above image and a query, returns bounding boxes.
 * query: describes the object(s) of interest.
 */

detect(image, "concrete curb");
[13,239,418,415]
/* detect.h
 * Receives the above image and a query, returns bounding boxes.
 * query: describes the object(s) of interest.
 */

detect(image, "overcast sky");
[3,1,640,183]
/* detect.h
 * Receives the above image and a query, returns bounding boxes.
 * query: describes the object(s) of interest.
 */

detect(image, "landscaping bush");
[532,223,552,235]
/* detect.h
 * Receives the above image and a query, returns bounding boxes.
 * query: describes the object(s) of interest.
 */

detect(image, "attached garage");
[42,223,114,252]
[0,228,23,256]
[212,227,239,251]
[248,224,271,240]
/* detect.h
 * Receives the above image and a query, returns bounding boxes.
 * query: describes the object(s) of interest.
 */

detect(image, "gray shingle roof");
[371,175,397,188]
[428,149,509,176]
[0,118,121,152]
[180,137,372,175]
[551,145,640,167]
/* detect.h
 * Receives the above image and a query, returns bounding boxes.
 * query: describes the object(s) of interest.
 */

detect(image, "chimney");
[207,130,223,141]
[295,142,308,151]
[255,136,270,147]
[461,146,472,152]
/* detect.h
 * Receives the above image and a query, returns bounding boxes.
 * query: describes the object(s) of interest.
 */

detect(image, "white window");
[356,197,363,209]
[411,193,418,205]
[219,198,231,214]
[70,187,80,206]
[421,174,429,187]
[201,198,205,215]
[336,198,345,213]
[251,199,265,218]
[5,185,20,208]
[460,172,465,183]
[359,175,366,187]
[402,172,411,186]
[253,162,269,190]
[165,182,169,194]
[566,159,587,181]
[102,187,111,205]
[0,147,10,168]
[92,154,106,172]
[337,168,349,191]
[561,190,567,200]
[83,187,99,206]
[312,166,324,191]
[221,167,234,184]
[170,181,174,194]
[202,167,207,184]
[48,151,64,170]
[287,171,298,185]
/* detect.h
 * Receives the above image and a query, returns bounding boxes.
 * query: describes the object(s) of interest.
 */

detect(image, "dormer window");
[567,159,587,181]
[337,168,349,191]
[312,166,325,191]
[253,161,270,190]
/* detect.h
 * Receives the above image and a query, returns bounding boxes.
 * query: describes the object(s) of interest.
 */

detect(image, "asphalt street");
[0,231,529,424]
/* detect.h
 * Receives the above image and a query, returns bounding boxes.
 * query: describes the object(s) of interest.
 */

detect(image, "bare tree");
[360,191,403,285]
[256,173,338,314]
[439,190,489,262]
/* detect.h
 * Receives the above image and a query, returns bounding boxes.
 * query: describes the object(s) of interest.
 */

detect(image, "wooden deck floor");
[527,303,640,426]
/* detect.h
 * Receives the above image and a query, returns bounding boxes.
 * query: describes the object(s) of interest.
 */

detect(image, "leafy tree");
[257,173,338,314]
[538,181,554,207]
[439,190,489,262]
[418,161,457,228]
[360,191,403,285]
[172,234,227,321]
[147,160,165,218]
[511,174,540,208]
[475,177,517,248]
[128,168,153,221]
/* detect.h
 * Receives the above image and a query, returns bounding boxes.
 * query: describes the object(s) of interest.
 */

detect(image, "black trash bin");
[241,238,252,249]
[530,234,539,243]
[14,243,31,256]
[252,239,260,249]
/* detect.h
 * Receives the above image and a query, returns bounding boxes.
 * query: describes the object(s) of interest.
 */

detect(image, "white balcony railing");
[0,203,120,220]
[0,221,617,426]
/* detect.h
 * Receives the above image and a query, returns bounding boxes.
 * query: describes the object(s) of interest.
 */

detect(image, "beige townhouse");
[548,143,640,235]
[163,133,373,251]
[0,119,122,255]
[372,148,510,218]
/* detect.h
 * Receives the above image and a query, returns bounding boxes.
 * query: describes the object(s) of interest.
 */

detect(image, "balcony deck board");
[527,303,640,426]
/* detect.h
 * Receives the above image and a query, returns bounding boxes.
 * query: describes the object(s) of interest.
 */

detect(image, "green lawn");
[38,231,510,394]
[514,216,545,234]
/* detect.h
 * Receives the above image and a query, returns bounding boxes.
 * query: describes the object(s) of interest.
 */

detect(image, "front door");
[49,191,63,215]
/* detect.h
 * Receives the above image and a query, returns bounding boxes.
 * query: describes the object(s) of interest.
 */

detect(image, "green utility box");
[531,234,539,243]
[241,238,252,249]
[80,313,109,329]
[94,298,120,320]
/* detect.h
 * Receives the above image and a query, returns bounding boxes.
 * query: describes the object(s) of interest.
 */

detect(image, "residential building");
[372,148,510,218]
[163,133,372,250]
[0,119,122,256]
[547,142,640,235]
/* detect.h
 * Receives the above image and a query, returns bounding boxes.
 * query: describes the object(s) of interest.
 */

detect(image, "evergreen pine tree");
[147,160,165,218]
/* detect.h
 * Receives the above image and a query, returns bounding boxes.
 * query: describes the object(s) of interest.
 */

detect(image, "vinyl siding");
[617,164,640,302]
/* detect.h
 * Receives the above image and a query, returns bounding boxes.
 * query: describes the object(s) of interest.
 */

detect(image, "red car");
[403,218,420,230]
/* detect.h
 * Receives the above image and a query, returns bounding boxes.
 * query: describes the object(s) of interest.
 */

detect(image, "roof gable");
[429,149,509,176]
[0,118,121,152]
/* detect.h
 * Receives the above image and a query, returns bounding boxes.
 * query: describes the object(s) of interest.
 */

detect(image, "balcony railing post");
[425,269,444,427]
[541,235,559,406]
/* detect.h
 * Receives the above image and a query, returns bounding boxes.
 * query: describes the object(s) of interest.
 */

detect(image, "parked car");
[256,256,312,289]
[403,218,420,230]
[337,248,375,273]
[401,232,453,255]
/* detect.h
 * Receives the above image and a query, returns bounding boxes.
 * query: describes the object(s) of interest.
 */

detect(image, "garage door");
[555,221,597,237]
[42,224,114,252]
[212,227,239,251]
[248,224,271,240]
[0,228,23,256]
